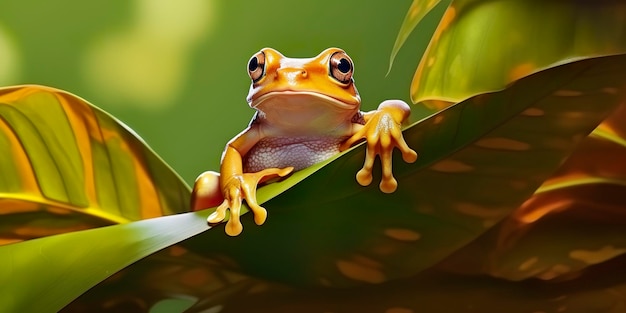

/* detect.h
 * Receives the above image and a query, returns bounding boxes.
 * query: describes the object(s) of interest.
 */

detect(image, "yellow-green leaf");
[0,210,210,313]
[0,85,190,244]
[406,0,626,107]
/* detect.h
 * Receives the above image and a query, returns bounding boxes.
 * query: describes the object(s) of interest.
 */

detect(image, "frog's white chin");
[251,91,360,135]
[250,91,359,111]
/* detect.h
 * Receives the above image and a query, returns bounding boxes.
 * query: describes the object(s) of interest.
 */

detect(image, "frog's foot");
[191,171,223,212]
[341,100,417,193]
[208,167,293,236]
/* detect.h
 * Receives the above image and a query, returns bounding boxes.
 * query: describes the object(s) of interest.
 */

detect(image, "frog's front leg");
[340,99,418,193]
[191,126,293,236]
[211,166,293,236]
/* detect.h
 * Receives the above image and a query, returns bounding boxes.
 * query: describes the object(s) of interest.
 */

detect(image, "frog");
[191,47,417,236]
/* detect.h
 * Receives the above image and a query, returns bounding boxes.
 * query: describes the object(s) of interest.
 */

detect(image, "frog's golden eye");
[248,51,266,82]
[329,51,354,84]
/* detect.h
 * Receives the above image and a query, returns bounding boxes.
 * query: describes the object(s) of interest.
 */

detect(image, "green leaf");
[0,85,212,313]
[0,85,190,244]
[2,57,625,311]
[0,210,211,313]
[387,0,451,73]
[181,54,626,287]
[69,55,626,311]
[436,103,626,281]
[406,0,626,106]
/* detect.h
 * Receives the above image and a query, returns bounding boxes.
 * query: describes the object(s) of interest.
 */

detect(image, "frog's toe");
[254,166,294,183]
[243,188,267,225]
[275,166,295,177]
[250,204,268,225]
[380,151,398,193]
[207,201,228,224]
[379,176,398,193]
[403,149,418,163]
[396,135,418,163]
[225,218,243,236]
[356,168,373,186]
[356,144,377,186]
[207,211,222,223]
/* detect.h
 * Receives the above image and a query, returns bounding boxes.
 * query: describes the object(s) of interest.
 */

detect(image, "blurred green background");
[0,0,440,184]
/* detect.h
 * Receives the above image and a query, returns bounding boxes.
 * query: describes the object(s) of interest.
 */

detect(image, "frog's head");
[245,48,361,120]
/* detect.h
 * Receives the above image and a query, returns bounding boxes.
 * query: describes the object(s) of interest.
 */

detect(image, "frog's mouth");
[250,91,359,111]
[250,91,360,133]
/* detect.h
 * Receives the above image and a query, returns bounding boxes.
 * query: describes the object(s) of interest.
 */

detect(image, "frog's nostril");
[282,69,307,83]
[277,68,309,84]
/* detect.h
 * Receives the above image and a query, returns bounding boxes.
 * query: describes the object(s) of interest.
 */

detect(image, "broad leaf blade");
[0,210,210,313]
[0,85,190,244]
[437,103,626,281]
[0,85,218,313]
[409,0,626,106]
[183,54,626,287]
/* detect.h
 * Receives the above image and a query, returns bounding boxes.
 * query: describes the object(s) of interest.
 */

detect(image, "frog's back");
[243,136,348,173]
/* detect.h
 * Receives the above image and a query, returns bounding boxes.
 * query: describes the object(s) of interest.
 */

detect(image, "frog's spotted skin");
[191,47,417,236]
[244,136,349,173]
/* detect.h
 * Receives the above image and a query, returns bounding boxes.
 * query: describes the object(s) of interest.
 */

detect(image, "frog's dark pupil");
[338,58,351,73]
[249,57,258,72]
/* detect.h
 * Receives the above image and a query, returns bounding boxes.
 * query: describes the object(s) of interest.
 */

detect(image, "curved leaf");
[387,0,451,72]
[66,239,626,313]
[182,54,626,287]
[62,236,626,313]
[407,0,626,107]
[0,85,190,244]
[0,210,210,313]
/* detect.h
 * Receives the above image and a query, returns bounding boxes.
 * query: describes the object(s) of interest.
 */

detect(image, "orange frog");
[191,48,417,236]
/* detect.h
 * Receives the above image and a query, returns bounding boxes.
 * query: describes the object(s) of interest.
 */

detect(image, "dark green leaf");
[437,103,626,281]
[202,256,626,313]
[183,54,626,287]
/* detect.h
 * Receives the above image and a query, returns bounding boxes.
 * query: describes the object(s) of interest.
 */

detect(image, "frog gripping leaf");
[191,48,417,236]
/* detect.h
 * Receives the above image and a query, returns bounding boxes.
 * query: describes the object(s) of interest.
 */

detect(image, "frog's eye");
[248,51,266,82]
[329,51,354,84]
